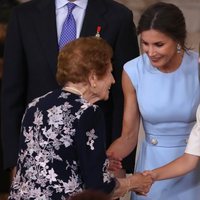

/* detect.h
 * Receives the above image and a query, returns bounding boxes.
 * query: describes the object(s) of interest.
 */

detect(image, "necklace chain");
[63,86,83,96]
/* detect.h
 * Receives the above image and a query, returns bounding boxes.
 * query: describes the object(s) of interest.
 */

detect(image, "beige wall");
[116,0,200,52]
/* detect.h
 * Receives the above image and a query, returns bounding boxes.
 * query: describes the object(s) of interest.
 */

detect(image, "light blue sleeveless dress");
[124,51,200,200]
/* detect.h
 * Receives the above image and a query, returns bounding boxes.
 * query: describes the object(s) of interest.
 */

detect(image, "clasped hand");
[107,154,154,196]
[128,173,153,195]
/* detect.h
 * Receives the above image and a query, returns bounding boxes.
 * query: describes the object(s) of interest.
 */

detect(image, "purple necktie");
[59,3,76,49]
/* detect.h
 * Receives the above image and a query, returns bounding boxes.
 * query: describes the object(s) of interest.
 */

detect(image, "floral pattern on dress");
[103,159,114,183]
[86,129,98,150]
[9,90,115,200]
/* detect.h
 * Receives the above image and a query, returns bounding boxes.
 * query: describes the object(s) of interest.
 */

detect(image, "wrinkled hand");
[107,152,122,172]
[128,173,154,195]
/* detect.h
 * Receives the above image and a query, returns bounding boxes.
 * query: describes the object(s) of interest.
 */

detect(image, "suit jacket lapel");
[80,0,107,37]
[33,0,58,75]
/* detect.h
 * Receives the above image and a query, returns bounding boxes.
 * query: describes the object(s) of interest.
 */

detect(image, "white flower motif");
[59,91,70,99]
[80,102,91,110]
[86,129,98,150]
[19,181,29,196]
[35,153,49,168]
[60,135,73,148]
[62,102,73,111]
[75,101,91,119]
[46,168,58,184]
[47,106,64,128]
[29,187,43,198]
[26,166,38,180]
[63,175,80,193]
[26,140,37,155]
[102,159,112,183]
[33,108,43,126]
[93,105,98,111]
[24,127,34,142]
[42,126,58,140]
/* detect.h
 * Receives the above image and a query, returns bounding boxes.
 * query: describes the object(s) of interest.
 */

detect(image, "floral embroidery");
[33,108,43,126]
[86,129,98,150]
[102,159,113,183]
[9,90,114,200]
[47,105,64,128]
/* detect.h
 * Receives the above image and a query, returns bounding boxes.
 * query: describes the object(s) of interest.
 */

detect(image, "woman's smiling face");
[141,29,180,71]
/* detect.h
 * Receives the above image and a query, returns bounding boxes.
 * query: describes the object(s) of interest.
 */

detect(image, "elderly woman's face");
[95,62,115,101]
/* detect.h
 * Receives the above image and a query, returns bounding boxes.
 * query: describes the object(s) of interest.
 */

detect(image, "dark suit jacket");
[1,0,139,171]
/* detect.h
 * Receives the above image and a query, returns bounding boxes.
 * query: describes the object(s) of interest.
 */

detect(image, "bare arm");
[107,71,140,159]
[148,153,199,181]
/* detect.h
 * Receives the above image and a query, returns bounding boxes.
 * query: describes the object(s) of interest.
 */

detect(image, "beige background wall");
[116,0,200,52]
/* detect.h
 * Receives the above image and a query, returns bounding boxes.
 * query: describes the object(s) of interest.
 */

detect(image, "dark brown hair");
[56,37,113,86]
[137,2,187,50]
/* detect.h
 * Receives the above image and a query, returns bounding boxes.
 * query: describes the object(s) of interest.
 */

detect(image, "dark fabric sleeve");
[74,106,116,194]
[111,9,139,173]
[1,7,27,169]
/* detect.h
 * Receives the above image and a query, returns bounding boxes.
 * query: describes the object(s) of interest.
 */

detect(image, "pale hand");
[128,173,154,195]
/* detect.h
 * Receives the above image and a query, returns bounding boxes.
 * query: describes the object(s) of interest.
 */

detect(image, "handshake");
[113,171,154,199]
[108,158,155,198]
[126,171,154,195]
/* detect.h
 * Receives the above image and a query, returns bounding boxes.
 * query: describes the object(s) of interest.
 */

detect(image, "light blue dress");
[124,51,200,200]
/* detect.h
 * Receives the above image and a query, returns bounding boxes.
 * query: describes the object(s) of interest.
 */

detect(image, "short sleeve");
[74,105,116,194]
[123,56,142,91]
[185,105,200,156]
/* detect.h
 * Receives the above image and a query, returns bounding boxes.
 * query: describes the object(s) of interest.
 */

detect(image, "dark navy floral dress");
[9,89,116,200]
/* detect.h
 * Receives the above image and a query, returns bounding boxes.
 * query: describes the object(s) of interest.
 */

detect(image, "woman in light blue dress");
[143,104,200,182]
[107,2,200,199]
